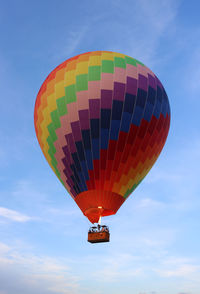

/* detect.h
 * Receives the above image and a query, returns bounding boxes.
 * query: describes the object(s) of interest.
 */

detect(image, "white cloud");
[0,207,31,222]
[154,256,200,279]
[54,25,89,62]
[0,242,81,294]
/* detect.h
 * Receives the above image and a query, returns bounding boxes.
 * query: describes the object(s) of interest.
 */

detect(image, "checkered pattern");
[34,51,170,223]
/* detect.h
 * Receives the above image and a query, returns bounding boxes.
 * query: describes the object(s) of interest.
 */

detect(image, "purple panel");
[148,73,156,89]
[62,146,72,163]
[113,82,126,101]
[138,74,148,91]
[89,99,100,118]
[71,121,82,141]
[79,110,90,130]
[155,75,163,89]
[101,90,113,108]
[65,133,76,153]
[126,77,137,95]
[64,170,76,188]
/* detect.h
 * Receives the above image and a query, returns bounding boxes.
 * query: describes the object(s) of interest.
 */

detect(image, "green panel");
[47,123,57,142]
[47,136,56,154]
[50,110,61,129]
[65,85,77,103]
[51,159,60,177]
[124,183,137,199]
[48,149,57,162]
[135,58,144,66]
[114,57,126,68]
[88,66,101,81]
[102,60,114,73]
[125,56,137,67]
[76,74,88,91]
[51,160,58,172]
[56,96,68,116]
[124,178,144,199]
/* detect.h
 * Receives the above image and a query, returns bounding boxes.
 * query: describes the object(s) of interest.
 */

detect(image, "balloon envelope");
[34,51,170,223]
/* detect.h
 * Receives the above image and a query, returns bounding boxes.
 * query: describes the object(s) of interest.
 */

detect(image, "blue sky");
[0,0,200,293]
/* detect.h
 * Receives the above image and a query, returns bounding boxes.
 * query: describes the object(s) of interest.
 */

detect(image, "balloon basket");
[88,225,110,244]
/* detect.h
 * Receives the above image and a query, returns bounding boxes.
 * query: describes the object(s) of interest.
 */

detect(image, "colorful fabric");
[34,51,170,223]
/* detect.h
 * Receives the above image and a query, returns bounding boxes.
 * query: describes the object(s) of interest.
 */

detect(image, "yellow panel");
[43,146,51,161]
[89,56,101,66]
[101,52,114,60]
[119,183,129,195]
[42,107,52,126]
[37,107,44,126]
[55,80,65,98]
[64,70,76,86]
[47,93,57,112]
[40,99,55,145]
[76,61,89,74]
[113,172,127,192]
[40,126,50,146]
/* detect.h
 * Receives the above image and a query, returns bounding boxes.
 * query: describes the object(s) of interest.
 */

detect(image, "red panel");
[93,160,100,179]
[108,140,117,160]
[75,190,125,223]
[121,143,132,163]
[113,151,123,171]
[127,124,138,144]
[117,131,128,152]
[105,160,113,180]
[138,119,149,138]
[100,149,107,169]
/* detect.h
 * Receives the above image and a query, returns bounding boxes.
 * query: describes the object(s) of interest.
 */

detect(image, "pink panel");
[126,64,138,79]
[101,73,114,90]
[77,91,89,110]
[114,67,126,83]
[88,81,101,99]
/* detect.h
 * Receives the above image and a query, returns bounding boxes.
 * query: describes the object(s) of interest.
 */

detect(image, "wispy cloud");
[0,242,81,294]
[53,25,89,62]
[0,207,31,222]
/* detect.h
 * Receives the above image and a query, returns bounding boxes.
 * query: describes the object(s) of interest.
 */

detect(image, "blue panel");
[85,150,93,170]
[112,100,123,120]
[101,128,109,149]
[120,112,132,133]
[77,171,87,191]
[110,120,121,140]
[80,161,89,181]
[157,86,162,102]
[153,87,163,119]
[92,138,100,159]
[70,164,83,191]
[82,130,91,149]
[148,86,156,105]
[72,153,81,172]
[161,89,168,117]
[75,141,85,161]
[166,102,170,115]
[90,119,99,139]
[143,102,154,122]
[124,93,136,113]
[101,109,111,129]
[132,106,144,126]
[136,89,147,108]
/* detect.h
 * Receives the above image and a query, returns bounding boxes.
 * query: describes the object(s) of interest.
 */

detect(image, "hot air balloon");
[34,51,170,243]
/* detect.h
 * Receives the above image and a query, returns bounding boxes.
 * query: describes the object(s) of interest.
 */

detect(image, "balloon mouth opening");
[75,190,125,224]
[84,207,115,223]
